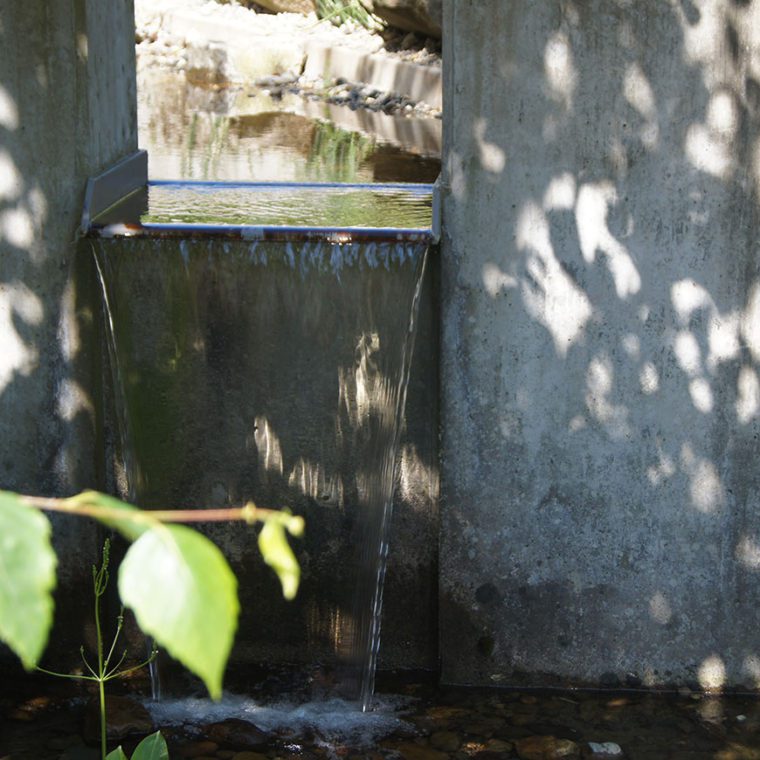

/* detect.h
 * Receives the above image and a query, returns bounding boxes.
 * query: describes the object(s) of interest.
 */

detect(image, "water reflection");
[137,70,440,183]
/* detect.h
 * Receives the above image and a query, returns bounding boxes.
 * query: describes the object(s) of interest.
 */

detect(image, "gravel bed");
[134,0,441,119]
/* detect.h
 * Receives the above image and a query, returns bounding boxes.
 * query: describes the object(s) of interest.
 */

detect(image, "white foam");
[145,694,412,748]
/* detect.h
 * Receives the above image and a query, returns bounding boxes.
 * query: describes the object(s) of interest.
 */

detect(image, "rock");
[430,731,460,752]
[715,744,760,760]
[515,736,580,760]
[466,717,506,737]
[392,742,450,760]
[46,734,82,751]
[359,0,441,38]
[203,719,269,750]
[231,753,268,760]
[247,0,316,13]
[82,696,153,744]
[177,740,219,758]
[7,708,34,721]
[584,743,624,759]
[60,745,101,760]
[485,739,513,753]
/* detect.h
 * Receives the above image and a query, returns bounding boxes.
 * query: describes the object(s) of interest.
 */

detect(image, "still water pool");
[137,70,441,185]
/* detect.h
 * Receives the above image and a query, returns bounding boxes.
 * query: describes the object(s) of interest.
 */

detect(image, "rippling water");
[141,183,433,229]
[138,70,441,184]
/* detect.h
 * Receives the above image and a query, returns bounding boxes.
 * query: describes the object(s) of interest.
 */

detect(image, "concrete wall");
[441,0,760,689]
[0,0,137,663]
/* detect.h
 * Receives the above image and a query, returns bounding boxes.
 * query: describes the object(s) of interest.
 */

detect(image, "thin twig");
[103,649,128,680]
[35,666,98,682]
[105,650,160,682]
[18,496,285,525]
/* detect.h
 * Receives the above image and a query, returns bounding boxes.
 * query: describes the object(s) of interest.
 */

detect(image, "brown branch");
[18,495,286,525]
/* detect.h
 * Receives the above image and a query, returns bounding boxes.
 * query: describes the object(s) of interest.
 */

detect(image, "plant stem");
[94,549,107,760]
[34,666,98,682]
[99,677,107,760]
[18,497,287,525]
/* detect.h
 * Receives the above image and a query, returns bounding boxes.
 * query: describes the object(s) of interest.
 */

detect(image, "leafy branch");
[0,489,304,700]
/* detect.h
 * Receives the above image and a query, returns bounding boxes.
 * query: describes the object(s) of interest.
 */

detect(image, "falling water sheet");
[94,237,430,710]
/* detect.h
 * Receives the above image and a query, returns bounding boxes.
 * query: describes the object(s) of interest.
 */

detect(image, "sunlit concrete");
[0,0,137,663]
[441,0,760,688]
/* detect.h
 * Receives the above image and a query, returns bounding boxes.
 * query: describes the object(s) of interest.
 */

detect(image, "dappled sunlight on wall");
[441,0,760,686]
[516,201,592,356]
[0,284,42,395]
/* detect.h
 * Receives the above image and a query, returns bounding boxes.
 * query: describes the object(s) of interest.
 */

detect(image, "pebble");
[230,753,268,760]
[585,742,624,758]
[204,718,269,750]
[715,744,760,760]
[178,740,220,758]
[430,730,460,752]
[45,734,82,750]
[60,745,100,760]
[485,739,513,753]
[8,708,34,721]
[391,741,450,760]
[515,735,580,760]
[82,695,153,743]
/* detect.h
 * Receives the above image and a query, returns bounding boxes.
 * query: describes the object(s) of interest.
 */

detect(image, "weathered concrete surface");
[0,0,137,666]
[441,0,760,689]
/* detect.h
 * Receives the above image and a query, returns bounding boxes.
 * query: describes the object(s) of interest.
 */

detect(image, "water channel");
[5,57,760,760]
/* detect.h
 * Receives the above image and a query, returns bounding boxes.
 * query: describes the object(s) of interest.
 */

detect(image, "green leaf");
[131,731,169,760]
[0,492,57,669]
[67,490,148,541]
[105,747,128,760]
[258,516,300,600]
[118,525,238,699]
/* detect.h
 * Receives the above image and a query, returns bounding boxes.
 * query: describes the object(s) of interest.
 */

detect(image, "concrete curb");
[303,41,441,110]
[161,7,441,108]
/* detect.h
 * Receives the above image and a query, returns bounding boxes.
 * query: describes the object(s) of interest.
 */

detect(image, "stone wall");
[441,0,760,689]
[0,0,137,667]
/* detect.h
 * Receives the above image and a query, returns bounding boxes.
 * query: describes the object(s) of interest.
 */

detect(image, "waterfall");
[94,236,428,710]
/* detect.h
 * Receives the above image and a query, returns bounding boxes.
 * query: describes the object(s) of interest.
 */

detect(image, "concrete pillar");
[441,0,760,689]
[0,0,137,660]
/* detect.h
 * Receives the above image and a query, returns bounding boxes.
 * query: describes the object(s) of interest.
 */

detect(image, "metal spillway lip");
[148,179,435,192]
[81,151,441,244]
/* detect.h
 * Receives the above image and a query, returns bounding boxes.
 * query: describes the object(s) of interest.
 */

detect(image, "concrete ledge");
[303,41,442,110]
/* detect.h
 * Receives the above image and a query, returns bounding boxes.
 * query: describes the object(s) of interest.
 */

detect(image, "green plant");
[106,731,169,760]
[36,539,158,760]
[315,0,383,30]
[0,490,304,702]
